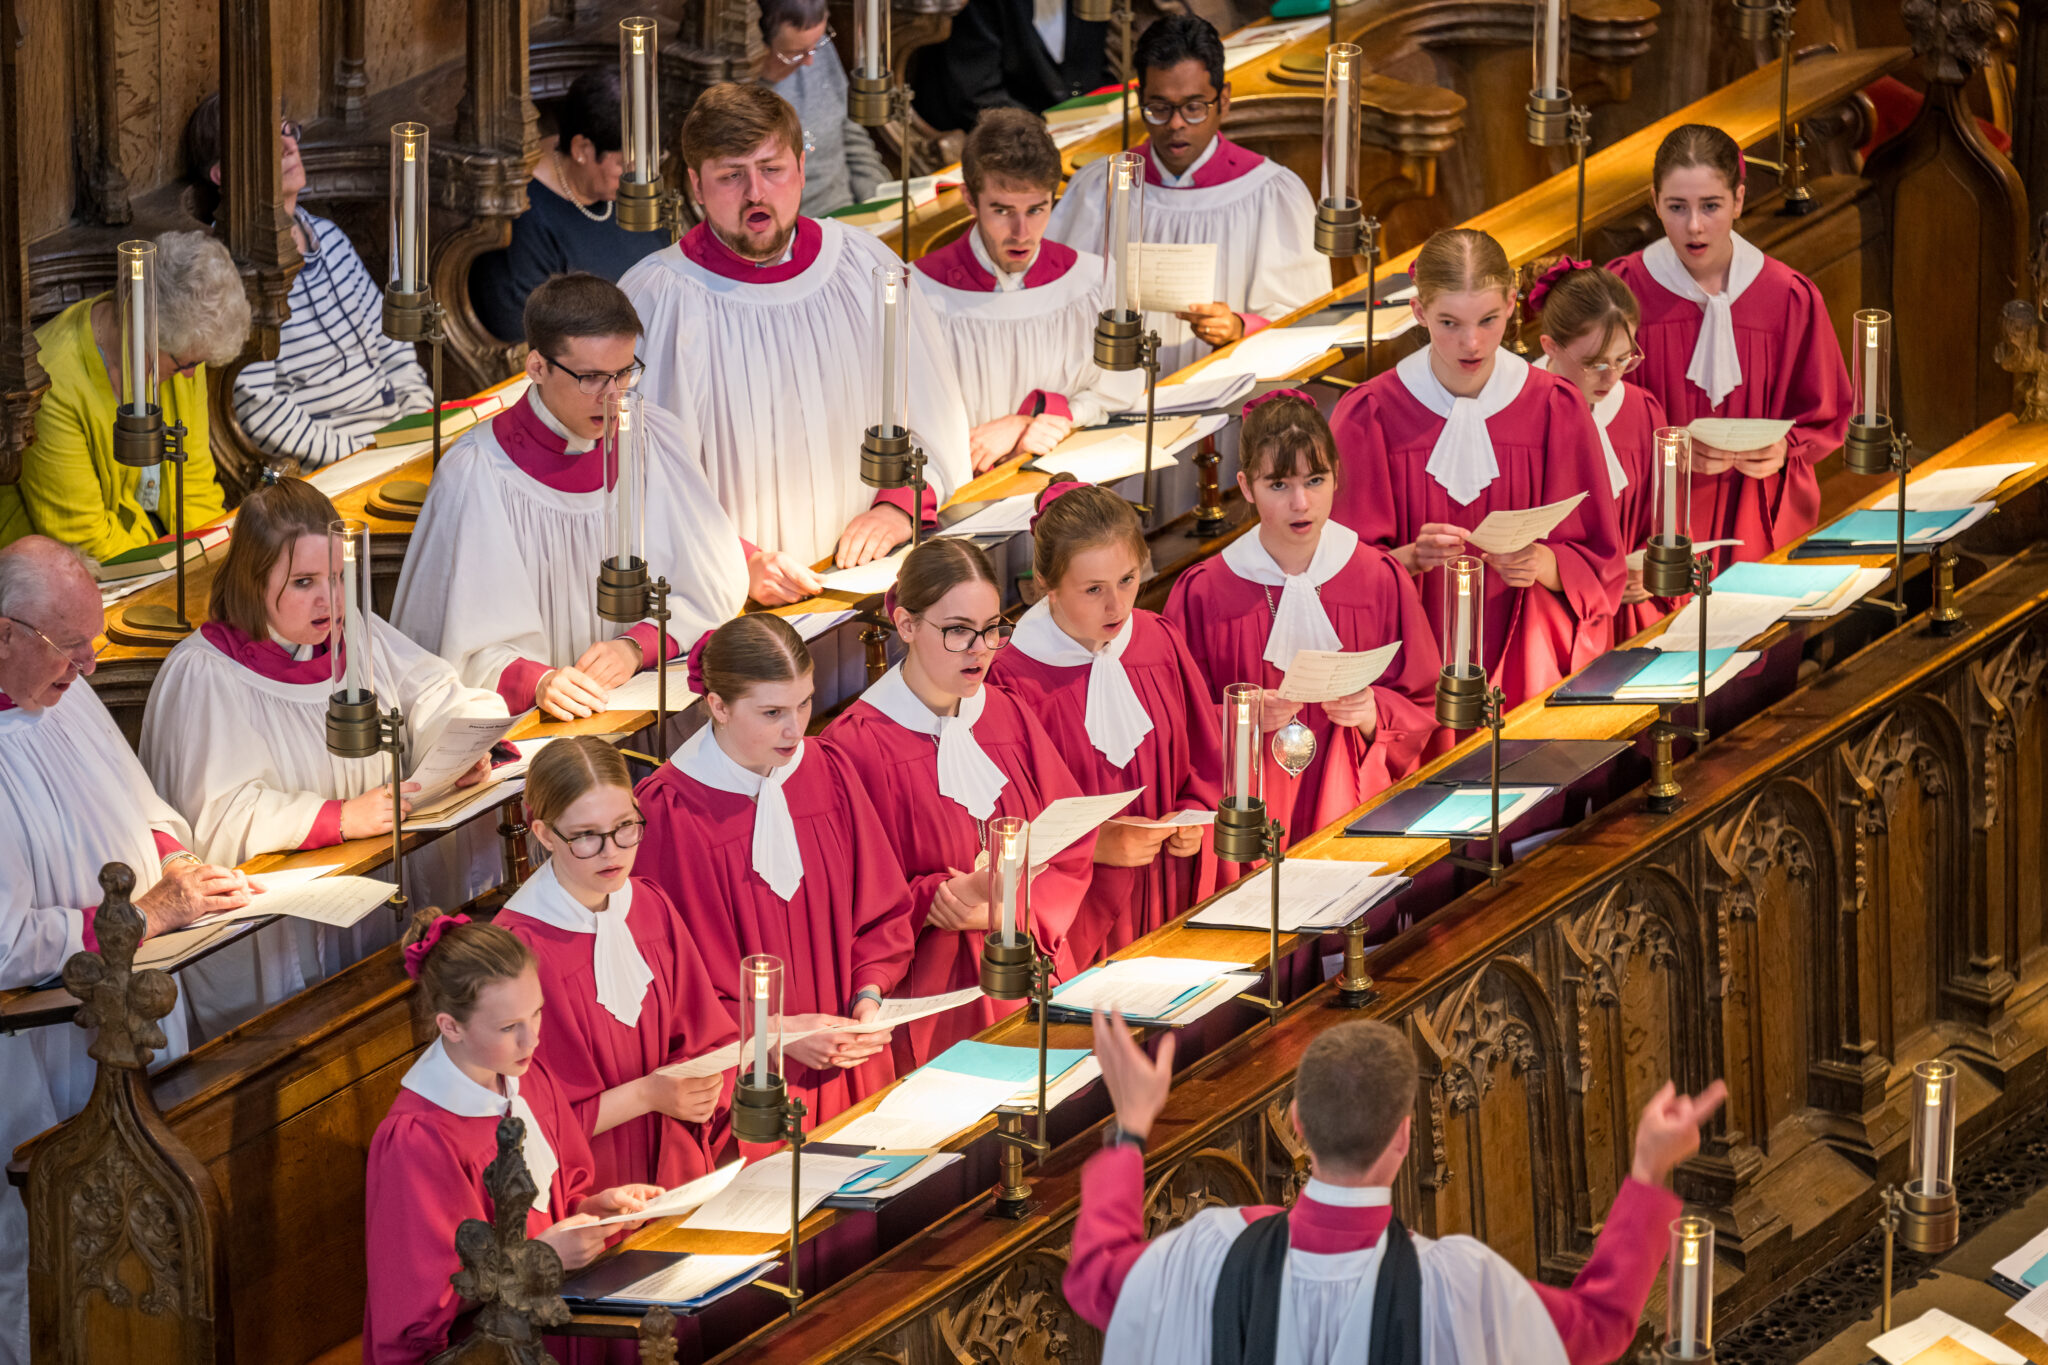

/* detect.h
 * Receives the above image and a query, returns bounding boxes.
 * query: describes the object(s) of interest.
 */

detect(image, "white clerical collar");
[1640,233,1765,407]
[267,628,317,661]
[1009,600,1153,768]
[1152,136,1218,189]
[672,724,807,900]
[1221,520,1359,668]
[1396,346,1530,505]
[399,1038,562,1214]
[1302,1179,1394,1208]
[859,664,1009,819]
[528,389,597,454]
[1532,355,1628,497]
[969,226,1033,293]
[504,860,654,1027]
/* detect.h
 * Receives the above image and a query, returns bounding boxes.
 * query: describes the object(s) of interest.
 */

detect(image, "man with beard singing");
[621,83,973,572]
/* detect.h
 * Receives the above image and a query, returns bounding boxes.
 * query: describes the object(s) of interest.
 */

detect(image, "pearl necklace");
[552,151,614,223]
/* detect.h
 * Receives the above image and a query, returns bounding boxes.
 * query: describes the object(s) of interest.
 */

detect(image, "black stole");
[1209,1210,1422,1365]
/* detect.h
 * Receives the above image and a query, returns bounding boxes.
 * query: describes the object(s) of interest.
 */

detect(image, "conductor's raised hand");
[1630,1078,1728,1186]
[1092,1008,1175,1142]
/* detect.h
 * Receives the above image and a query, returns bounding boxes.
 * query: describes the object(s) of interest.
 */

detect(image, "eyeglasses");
[1140,96,1222,127]
[1574,347,1644,377]
[557,817,646,859]
[1,615,101,671]
[542,354,645,395]
[772,25,836,65]
[280,118,303,142]
[926,619,1014,653]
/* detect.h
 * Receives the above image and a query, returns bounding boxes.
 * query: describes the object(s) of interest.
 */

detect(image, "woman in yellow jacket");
[11,230,250,561]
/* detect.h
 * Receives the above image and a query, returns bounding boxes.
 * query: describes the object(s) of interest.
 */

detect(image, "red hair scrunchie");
[882,585,901,622]
[685,629,714,696]
[1030,480,1090,531]
[1240,387,1319,420]
[1526,256,1591,316]
[404,913,472,981]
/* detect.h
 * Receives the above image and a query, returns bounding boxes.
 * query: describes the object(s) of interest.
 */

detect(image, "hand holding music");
[969,415,1031,472]
[928,865,994,932]
[835,504,914,569]
[748,549,824,605]
[1323,686,1378,735]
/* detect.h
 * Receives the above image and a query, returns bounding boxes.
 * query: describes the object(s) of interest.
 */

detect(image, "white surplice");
[913,242,1143,428]
[621,218,975,565]
[1102,1201,1568,1365]
[0,682,194,1365]
[1220,520,1360,668]
[390,397,749,695]
[139,616,507,1036]
[399,1037,562,1217]
[1048,153,1328,377]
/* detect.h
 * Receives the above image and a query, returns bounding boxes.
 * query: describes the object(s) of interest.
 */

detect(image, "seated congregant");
[183,95,433,470]
[12,231,248,561]
[621,81,972,570]
[0,535,256,1360]
[912,0,1109,132]
[139,476,506,1037]
[754,0,890,217]
[1046,15,1327,376]
[470,66,668,345]
[393,274,777,722]
[913,108,1140,473]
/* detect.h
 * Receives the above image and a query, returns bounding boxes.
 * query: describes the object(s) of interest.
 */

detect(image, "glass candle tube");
[873,265,909,438]
[1323,45,1362,212]
[1533,0,1571,98]
[1441,555,1485,678]
[1664,1216,1714,1359]
[619,18,660,189]
[855,0,888,81]
[1910,1058,1957,1196]
[990,815,1030,949]
[329,519,375,704]
[388,123,430,295]
[1102,152,1145,323]
[1652,427,1693,545]
[1223,682,1263,811]
[740,954,785,1088]
[1853,308,1893,428]
[115,241,159,418]
[604,389,646,573]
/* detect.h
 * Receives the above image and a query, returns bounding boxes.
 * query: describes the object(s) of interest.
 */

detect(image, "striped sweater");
[232,210,434,469]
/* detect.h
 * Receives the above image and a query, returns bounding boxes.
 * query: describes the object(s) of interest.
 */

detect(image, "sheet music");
[656,1022,831,1079]
[1685,417,1794,453]
[604,1252,777,1305]
[1137,243,1218,313]
[1874,462,2033,511]
[1198,325,1361,382]
[1123,372,1256,417]
[1189,860,1400,932]
[817,549,910,597]
[788,609,859,641]
[1109,809,1214,829]
[1025,789,1144,865]
[2007,1280,2048,1341]
[602,666,700,716]
[680,1153,885,1235]
[1869,1309,2026,1364]
[1648,592,1795,652]
[937,495,1039,540]
[404,713,519,802]
[829,1072,1020,1150]
[593,1160,745,1226]
[189,875,393,930]
[134,921,242,971]
[1462,494,1589,556]
[1053,958,1252,1018]
[854,985,986,1031]
[1276,642,1401,703]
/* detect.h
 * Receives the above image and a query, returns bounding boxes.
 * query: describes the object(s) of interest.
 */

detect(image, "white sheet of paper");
[2007,1279,2048,1341]
[830,1071,1021,1149]
[938,495,1039,540]
[1870,1309,2026,1365]
[1874,462,2034,511]
[304,443,426,497]
[847,986,987,1033]
[1613,651,1761,700]
[1189,859,1401,932]
[1054,958,1252,1018]
[404,713,519,802]
[1110,809,1215,829]
[1648,592,1796,652]
[818,549,910,597]
[1779,567,1892,619]
[1463,494,1589,556]
[190,874,394,929]
[247,863,345,893]
[1137,243,1218,313]
[789,609,859,641]
[1013,1054,1102,1109]
[681,1153,885,1235]
[1277,643,1401,703]
[1049,113,1121,149]
[602,666,701,716]
[101,568,176,606]
[594,1160,746,1226]
[1126,372,1256,418]
[1198,325,1361,382]
[657,1021,831,1079]
[134,921,247,971]
[1025,789,1144,865]
[1993,1226,2048,1286]
[603,1252,777,1305]
[1686,417,1795,452]
[1625,538,1741,571]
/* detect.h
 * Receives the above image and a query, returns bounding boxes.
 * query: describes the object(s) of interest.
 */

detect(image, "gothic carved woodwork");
[931,1248,1091,1365]
[637,1304,679,1365]
[677,0,766,100]
[1995,213,2048,422]
[425,1115,569,1365]
[1140,1148,1263,1238]
[0,0,46,480]
[25,863,230,1365]
[325,0,369,127]
[73,0,130,225]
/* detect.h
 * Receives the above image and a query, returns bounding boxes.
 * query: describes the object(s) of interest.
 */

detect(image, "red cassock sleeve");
[1063,1143,1154,1331]
[1531,1177,1683,1364]
[1357,550,1444,791]
[364,1115,479,1365]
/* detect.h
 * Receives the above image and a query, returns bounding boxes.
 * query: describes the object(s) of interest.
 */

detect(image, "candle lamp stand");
[1527,98,1594,258]
[1878,1179,1959,1330]
[860,427,930,550]
[377,290,448,514]
[1093,314,1163,518]
[1193,438,1228,539]
[1734,0,1814,215]
[1334,915,1377,1007]
[981,936,1053,1218]
[1844,416,1912,620]
[596,558,673,758]
[326,695,411,923]
[111,410,195,639]
[1436,671,1507,884]
[1929,541,1966,637]
[1642,537,1711,813]
[1216,799,1286,1023]
[732,1074,808,1316]
[616,178,689,244]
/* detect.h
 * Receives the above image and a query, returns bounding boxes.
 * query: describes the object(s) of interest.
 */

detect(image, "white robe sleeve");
[1416,1235,1571,1365]
[640,401,750,644]
[1246,168,1329,325]
[0,835,88,990]
[1099,1208,1247,1365]
[376,617,512,757]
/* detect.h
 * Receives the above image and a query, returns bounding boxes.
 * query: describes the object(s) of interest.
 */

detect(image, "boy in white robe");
[620,82,974,570]
[1046,15,1330,378]
[393,274,771,721]
[912,108,1141,473]
[1068,1011,1728,1365]
[0,536,254,1365]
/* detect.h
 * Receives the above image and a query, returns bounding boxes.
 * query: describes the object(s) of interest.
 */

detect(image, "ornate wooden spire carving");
[1996,212,2048,421]
[427,1115,569,1364]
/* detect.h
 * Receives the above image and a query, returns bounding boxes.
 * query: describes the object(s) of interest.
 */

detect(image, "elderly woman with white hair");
[9,230,251,562]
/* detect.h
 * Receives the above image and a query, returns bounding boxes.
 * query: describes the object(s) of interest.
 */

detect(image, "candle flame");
[632,33,645,54]
[129,257,143,281]
[754,973,769,1000]
[1456,564,1472,595]
[403,139,417,162]
[1925,1077,1942,1106]
[1682,1235,1699,1266]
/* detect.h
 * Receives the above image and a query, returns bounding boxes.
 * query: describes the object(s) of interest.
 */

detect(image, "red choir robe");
[822,669,1095,1067]
[1331,351,1626,709]
[364,1042,609,1365]
[1163,525,1441,845]
[634,731,917,1123]
[987,606,1224,967]
[1609,239,1851,568]
[496,866,737,1190]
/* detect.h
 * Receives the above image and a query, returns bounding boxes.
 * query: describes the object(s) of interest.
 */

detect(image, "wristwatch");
[1103,1121,1146,1153]
[849,985,883,1013]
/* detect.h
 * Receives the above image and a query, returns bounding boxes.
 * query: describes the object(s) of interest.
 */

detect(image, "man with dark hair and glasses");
[395,273,808,723]
[1047,14,1328,376]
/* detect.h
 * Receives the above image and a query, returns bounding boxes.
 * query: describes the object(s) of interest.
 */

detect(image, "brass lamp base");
[326,693,382,760]
[732,1077,790,1145]
[1733,0,1775,38]
[119,602,195,640]
[849,72,893,128]
[1527,91,1574,147]
[1214,797,1270,864]
[1661,1349,1715,1364]
[1929,543,1967,637]
[1843,415,1895,475]
[1334,917,1376,1007]
[859,425,914,486]
[597,556,651,624]
[1315,201,1364,258]
[979,935,1037,1002]
[617,177,665,233]
[1897,1181,1960,1254]
[1647,713,1684,814]
[112,407,165,469]
[1436,666,1486,731]
[1094,311,1143,372]
[1072,0,1112,20]
[375,478,429,513]
[382,288,436,343]
[989,1109,1038,1219]
[1643,536,1695,600]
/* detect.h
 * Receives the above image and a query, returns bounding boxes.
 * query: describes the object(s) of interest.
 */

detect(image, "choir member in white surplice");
[1046,16,1328,378]
[620,82,974,569]
[1067,1013,1728,1365]
[393,274,773,721]
[141,478,507,1037]
[0,537,257,1365]
[912,108,1140,474]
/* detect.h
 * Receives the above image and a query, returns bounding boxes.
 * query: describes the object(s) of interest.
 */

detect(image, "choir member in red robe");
[364,912,659,1364]
[987,484,1221,967]
[1166,393,1440,845]
[495,737,737,1192]
[823,539,1095,1066]
[1331,228,1626,708]
[635,615,916,1124]
[1530,258,1674,640]
[1608,124,1851,567]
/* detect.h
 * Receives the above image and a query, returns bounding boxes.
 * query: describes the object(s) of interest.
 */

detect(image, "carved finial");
[637,1305,679,1364]
[1995,212,2048,421]
[449,1116,570,1346]
[1901,0,1997,84]
[62,863,178,1069]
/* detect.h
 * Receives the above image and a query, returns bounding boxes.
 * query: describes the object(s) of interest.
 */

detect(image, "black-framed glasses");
[1140,96,1221,127]
[928,620,1014,653]
[1,614,101,670]
[281,118,303,142]
[772,25,836,65]
[558,817,646,859]
[542,353,645,395]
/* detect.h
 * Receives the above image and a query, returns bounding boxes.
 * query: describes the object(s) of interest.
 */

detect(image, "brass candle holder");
[1093,313,1163,517]
[1218,682,1286,1023]
[1732,0,1813,215]
[1645,553,1713,815]
[981,816,1053,1218]
[1436,669,1509,884]
[734,956,808,1317]
[111,240,196,641]
[595,560,673,748]
[1878,1059,1960,1330]
[616,17,688,243]
[1192,435,1228,539]
[859,426,929,549]
[327,519,408,921]
[112,409,195,638]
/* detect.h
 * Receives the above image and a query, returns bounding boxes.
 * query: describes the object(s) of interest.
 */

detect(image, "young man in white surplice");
[0,537,258,1365]
[619,81,973,572]
[393,273,774,724]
